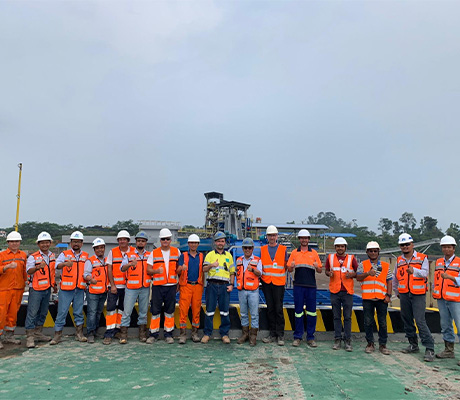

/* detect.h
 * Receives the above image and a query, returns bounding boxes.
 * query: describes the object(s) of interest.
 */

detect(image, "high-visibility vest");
[260,245,287,286]
[360,259,389,300]
[60,250,88,291]
[328,254,355,295]
[396,252,428,295]
[151,247,180,286]
[433,256,460,302]
[126,250,152,289]
[110,246,135,287]
[30,251,56,291]
[236,255,261,291]
[88,255,108,294]
[178,252,204,286]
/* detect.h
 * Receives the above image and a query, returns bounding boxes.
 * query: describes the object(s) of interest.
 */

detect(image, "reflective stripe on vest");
[328,254,354,295]
[396,252,427,295]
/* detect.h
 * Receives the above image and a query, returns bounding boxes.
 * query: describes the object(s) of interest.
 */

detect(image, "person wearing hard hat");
[325,237,358,351]
[356,241,392,355]
[235,237,262,346]
[432,235,460,365]
[201,231,235,344]
[51,231,89,345]
[24,232,57,348]
[0,232,27,349]
[287,229,322,348]
[146,228,181,344]
[394,233,434,362]
[260,225,288,345]
[119,231,152,344]
[103,230,136,345]
[83,238,109,344]
[177,234,204,344]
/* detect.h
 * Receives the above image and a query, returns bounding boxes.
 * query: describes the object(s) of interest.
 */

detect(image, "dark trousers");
[204,282,230,337]
[104,288,125,338]
[399,292,434,349]
[150,285,177,338]
[293,286,317,340]
[86,291,107,335]
[363,299,388,345]
[262,281,285,338]
[330,291,353,340]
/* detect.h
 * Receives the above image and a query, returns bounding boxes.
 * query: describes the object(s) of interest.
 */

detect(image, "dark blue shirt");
[178,252,200,282]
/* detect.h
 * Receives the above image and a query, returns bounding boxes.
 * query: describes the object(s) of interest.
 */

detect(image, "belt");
[187,281,199,285]
[207,279,228,285]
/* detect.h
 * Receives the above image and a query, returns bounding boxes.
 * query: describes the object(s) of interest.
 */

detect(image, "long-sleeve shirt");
[0,249,27,290]
[26,251,51,273]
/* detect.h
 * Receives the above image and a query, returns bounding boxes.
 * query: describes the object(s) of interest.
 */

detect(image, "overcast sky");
[1,0,459,233]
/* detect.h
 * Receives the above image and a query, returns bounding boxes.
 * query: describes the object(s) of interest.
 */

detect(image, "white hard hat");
[440,235,457,246]
[6,231,22,241]
[298,229,311,238]
[92,238,106,248]
[159,228,172,239]
[366,241,380,250]
[70,231,84,241]
[398,233,413,245]
[117,230,131,240]
[266,225,278,235]
[36,231,52,243]
[188,234,200,243]
[334,237,348,246]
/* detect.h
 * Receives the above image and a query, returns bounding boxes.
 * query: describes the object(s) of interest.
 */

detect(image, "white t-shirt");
[147,248,181,286]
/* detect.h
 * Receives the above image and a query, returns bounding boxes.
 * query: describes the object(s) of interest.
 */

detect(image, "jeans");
[25,288,51,330]
[437,299,460,343]
[293,286,317,341]
[238,289,260,329]
[121,287,150,327]
[363,299,388,345]
[86,291,107,335]
[399,292,434,349]
[54,288,85,331]
[261,282,285,338]
[330,291,353,340]
[204,282,230,337]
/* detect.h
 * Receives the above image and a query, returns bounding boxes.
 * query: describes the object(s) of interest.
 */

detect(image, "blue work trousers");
[54,288,85,331]
[437,299,460,343]
[204,282,230,337]
[86,291,107,335]
[121,287,150,327]
[293,286,317,341]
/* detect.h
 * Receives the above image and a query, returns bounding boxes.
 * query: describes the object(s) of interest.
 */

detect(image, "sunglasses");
[367,249,379,253]
[400,243,411,247]
[161,238,171,241]
[243,247,253,250]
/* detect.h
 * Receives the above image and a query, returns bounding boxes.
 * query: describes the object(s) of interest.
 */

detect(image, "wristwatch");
[385,293,391,297]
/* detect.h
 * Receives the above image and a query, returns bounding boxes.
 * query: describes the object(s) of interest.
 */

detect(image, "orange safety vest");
[360,259,389,300]
[396,252,428,295]
[30,251,56,291]
[126,250,152,289]
[88,255,108,294]
[110,246,135,287]
[60,250,88,291]
[260,245,287,286]
[178,252,204,286]
[328,254,355,295]
[433,256,460,302]
[151,247,180,286]
[236,255,261,291]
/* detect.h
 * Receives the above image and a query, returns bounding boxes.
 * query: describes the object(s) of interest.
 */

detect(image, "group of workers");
[0,225,459,366]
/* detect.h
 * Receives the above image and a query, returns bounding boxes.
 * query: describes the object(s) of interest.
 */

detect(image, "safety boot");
[0,338,3,349]
[50,331,62,345]
[277,336,285,346]
[401,337,419,353]
[237,326,249,344]
[262,335,276,343]
[365,342,375,353]
[307,340,318,348]
[3,331,21,345]
[75,325,87,342]
[87,334,95,344]
[379,344,391,355]
[332,339,341,350]
[424,348,435,362]
[345,339,353,352]
[249,328,258,347]
[436,341,455,359]
[191,327,200,342]
[222,335,231,344]
[102,337,112,345]
[292,339,301,347]
[179,328,187,344]
[139,324,148,342]
[165,336,174,344]
[201,335,210,344]
[119,326,128,344]
[26,329,36,348]
[34,325,52,342]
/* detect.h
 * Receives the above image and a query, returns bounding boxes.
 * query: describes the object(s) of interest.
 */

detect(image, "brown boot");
[75,325,87,342]
[119,326,128,344]
[237,326,249,344]
[249,328,258,346]
[26,330,36,348]
[0,338,3,349]
[436,341,455,359]
[50,331,62,345]
[139,324,147,342]
[179,328,187,344]
[3,331,21,345]
[191,327,200,342]
[34,326,52,342]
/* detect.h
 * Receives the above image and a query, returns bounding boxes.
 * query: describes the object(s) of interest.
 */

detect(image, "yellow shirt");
[204,250,235,282]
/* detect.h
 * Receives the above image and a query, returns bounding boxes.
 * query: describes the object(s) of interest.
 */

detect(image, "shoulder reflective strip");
[346,256,352,268]
[412,285,426,289]
[445,292,460,297]
[219,311,229,316]
[329,254,334,265]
